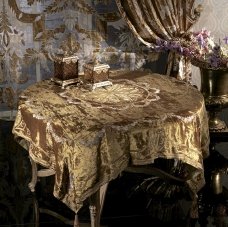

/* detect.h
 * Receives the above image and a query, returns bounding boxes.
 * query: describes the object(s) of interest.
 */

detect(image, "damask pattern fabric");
[12,71,209,213]
[0,0,160,115]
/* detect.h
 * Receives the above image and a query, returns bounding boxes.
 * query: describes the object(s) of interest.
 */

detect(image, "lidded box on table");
[83,62,110,83]
[54,55,79,81]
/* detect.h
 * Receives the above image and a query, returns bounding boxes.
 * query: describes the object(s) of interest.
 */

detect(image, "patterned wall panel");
[0,0,162,116]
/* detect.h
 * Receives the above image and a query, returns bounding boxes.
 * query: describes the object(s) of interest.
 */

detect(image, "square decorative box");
[54,56,79,80]
[53,56,79,88]
[83,63,110,83]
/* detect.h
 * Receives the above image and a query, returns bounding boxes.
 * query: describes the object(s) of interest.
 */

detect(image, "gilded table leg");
[32,194,40,227]
[28,157,56,226]
[89,205,97,227]
[28,157,56,192]
[74,214,80,227]
[28,158,38,192]
[28,158,39,226]
[89,183,108,227]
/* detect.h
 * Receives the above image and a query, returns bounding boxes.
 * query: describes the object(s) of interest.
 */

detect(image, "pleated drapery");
[115,0,203,82]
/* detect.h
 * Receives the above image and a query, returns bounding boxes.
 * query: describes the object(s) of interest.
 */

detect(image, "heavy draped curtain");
[115,0,203,82]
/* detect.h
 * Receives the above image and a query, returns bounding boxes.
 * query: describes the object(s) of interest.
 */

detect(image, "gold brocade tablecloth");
[12,71,209,213]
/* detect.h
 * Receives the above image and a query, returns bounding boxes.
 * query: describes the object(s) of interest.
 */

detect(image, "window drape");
[115,0,203,82]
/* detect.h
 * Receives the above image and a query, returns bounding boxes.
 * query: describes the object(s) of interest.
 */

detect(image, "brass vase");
[200,68,228,131]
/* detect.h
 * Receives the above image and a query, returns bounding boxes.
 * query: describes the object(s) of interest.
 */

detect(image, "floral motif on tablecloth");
[59,79,160,110]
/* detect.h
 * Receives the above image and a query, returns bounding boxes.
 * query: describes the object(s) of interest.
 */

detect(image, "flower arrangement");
[155,28,228,70]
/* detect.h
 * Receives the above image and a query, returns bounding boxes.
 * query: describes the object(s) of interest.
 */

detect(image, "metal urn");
[200,68,228,131]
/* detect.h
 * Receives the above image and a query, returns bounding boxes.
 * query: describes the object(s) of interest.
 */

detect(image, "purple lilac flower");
[209,56,220,68]
[223,36,228,44]
[213,44,221,55]
[155,30,227,69]
[182,47,191,57]
[196,34,205,48]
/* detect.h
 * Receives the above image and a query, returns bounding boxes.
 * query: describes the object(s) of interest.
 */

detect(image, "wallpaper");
[0,0,162,116]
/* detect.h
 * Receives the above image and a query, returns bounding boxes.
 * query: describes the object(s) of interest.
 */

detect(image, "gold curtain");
[115,0,203,82]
